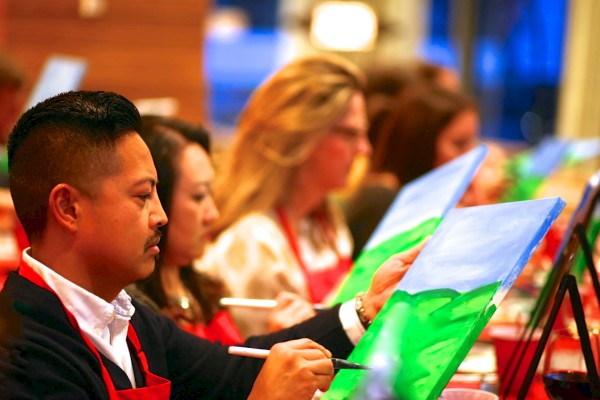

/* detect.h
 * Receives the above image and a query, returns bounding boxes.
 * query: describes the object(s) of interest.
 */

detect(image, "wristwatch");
[355,291,372,329]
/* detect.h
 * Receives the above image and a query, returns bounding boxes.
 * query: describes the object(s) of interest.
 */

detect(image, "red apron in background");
[205,310,244,345]
[181,309,243,346]
[0,216,25,291]
[276,208,352,303]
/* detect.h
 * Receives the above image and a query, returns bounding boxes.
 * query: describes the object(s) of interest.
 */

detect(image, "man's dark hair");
[8,90,143,242]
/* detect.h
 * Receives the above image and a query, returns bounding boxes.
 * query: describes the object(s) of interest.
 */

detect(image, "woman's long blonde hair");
[213,54,365,234]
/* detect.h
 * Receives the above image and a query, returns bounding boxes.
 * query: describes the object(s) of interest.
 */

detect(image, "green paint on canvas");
[501,153,546,202]
[323,281,501,400]
[330,217,442,305]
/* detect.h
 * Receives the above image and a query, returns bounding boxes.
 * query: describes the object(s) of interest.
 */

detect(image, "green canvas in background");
[331,145,488,305]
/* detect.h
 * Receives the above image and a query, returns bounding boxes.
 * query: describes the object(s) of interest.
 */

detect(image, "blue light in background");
[205,29,282,126]
[474,38,504,88]
[206,0,280,127]
[423,0,567,143]
[419,39,458,70]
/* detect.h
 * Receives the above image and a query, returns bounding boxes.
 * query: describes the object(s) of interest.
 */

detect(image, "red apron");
[18,260,172,400]
[181,309,243,345]
[276,209,352,303]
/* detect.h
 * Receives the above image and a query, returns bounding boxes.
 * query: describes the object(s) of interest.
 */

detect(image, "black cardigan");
[0,271,353,399]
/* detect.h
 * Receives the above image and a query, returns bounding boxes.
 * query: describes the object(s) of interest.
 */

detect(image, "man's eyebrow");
[133,177,157,188]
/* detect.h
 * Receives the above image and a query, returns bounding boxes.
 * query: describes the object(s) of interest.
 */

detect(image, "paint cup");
[489,324,542,395]
[542,328,600,399]
[439,388,498,400]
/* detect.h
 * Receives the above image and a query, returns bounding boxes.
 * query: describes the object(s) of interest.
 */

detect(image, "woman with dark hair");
[362,59,460,147]
[131,116,316,343]
[371,83,478,184]
[130,115,244,344]
[345,83,480,258]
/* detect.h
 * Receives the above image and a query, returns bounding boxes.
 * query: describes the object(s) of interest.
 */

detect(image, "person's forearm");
[245,304,353,359]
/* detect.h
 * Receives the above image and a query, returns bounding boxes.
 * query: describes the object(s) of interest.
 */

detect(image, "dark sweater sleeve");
[133,302,353,400]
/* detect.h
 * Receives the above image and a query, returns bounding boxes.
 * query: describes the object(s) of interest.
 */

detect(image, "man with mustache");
[0,90,420,399]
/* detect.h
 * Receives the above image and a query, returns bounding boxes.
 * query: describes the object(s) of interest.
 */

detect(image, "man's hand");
[361,240,428,322]
[248,339,334,400]
[268,292,317,332]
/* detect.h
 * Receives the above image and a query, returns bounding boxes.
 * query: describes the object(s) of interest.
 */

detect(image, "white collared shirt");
[22,249,138,387]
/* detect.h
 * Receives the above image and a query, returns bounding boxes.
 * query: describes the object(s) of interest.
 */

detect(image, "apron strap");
[18,258,173,399]
[276,208,317,303]
[18,260,119,395]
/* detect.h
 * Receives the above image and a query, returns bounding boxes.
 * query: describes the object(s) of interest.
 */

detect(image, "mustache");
[145,230,163,248]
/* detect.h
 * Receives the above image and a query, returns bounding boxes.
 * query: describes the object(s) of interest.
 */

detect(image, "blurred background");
[1,0,598,149]
[3,3,600,395]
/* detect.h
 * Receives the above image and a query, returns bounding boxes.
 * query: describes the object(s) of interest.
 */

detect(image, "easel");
[499,171,600,398]
[517,225,600,399]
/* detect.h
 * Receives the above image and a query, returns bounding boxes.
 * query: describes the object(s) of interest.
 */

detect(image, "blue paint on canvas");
[398,197,566,296]
[364,144,488,251]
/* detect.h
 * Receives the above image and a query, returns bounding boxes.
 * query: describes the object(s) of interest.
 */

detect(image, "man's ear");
[48,184,81,232]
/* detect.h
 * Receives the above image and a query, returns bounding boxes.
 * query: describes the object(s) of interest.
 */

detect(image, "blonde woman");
[196,54,371,337]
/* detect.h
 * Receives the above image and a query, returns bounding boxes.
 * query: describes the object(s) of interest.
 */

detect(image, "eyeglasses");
[330,125,368,142]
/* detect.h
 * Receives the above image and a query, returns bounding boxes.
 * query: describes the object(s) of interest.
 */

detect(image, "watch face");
[355,292,370,327]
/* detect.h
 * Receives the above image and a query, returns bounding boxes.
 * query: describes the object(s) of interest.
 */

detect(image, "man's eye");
[138,193,151,201]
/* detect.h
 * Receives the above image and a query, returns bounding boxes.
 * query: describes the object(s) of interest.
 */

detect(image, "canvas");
[24,55,88,110]
[323,197,565,400]
[331,145,488,304]
[503,137,569,202]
